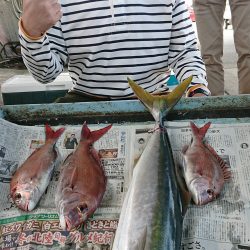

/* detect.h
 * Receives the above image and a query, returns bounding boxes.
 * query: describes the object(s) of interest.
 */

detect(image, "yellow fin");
[164,76,193,108]
[127,76,193,123]
[127,77,158,111]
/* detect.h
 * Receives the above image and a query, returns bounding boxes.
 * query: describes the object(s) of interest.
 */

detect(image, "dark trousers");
[54,89,169,103]
[54,91,112,103]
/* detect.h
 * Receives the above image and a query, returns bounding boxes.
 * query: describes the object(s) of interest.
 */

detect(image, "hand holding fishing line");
[21,0,62,38]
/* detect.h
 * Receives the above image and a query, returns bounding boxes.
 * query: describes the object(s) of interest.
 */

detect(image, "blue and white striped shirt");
[19,0,209,98]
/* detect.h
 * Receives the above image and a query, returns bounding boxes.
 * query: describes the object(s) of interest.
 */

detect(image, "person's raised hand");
[21,0,62,37]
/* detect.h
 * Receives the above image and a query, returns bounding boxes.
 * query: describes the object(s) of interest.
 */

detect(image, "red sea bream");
[55,122,112,231]
[10,125,65,211]
[181,122,231,205]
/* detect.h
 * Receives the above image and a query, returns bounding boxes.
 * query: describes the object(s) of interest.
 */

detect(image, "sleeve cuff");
[19,17,45,41]
[186,84,211,97]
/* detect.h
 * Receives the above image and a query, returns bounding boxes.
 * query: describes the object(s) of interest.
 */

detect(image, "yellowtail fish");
[10,125,65,211]
[55,122,112,231]
[181,121,231,205]
[112,77,192,250]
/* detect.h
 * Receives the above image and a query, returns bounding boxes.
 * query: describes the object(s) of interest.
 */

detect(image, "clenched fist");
[21,0,62,37]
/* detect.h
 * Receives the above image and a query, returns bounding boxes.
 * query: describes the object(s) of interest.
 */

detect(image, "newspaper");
[167,121,250,250]
[0,119,134,250]
[0,118,249,249]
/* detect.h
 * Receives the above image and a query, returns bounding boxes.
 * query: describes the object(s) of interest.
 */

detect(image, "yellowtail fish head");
[11,184,40,211]
[127,76,192,126]
[189,177,216,205]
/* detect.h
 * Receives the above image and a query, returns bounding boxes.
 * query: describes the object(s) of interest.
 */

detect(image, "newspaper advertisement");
[0,118,250,249]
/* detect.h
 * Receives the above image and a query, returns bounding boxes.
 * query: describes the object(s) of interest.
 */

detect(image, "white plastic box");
[1,73,73,105]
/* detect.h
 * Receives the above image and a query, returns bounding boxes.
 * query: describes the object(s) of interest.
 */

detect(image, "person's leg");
[193,0,226,95]
[230,0,250,94]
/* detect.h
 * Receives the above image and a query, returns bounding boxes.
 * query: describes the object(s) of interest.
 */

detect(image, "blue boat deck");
[0,95,249,126]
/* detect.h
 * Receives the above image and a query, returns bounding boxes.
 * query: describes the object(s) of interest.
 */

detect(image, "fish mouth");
[65,216,75,231]
[59,214,78,231]
[19,199,30,211]
[11,186,39,211]
[59,215,66,230]
[24,201,29,211]
[189,178,216,205]
[194,194,207,206]
[15,200,29,211]
[63,215,82,231]
[62,206,88,231]
[195,195,204,206]
[11,191,29,211]
[27,200,36,211]
[194,189,215,205]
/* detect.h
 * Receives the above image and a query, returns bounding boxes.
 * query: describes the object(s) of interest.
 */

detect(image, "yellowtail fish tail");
[80,122,112,143]
[127,76,192,127]
[45,124,65,142]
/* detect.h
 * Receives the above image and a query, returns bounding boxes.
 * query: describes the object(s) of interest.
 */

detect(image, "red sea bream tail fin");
[81,122,112,143]
[190,122,211,141]
[45,124,65,141]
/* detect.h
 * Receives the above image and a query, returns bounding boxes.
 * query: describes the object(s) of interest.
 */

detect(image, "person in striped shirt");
[19,0,210,102]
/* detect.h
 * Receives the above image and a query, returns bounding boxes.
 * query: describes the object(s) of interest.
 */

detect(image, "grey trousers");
[193,0,250,95]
